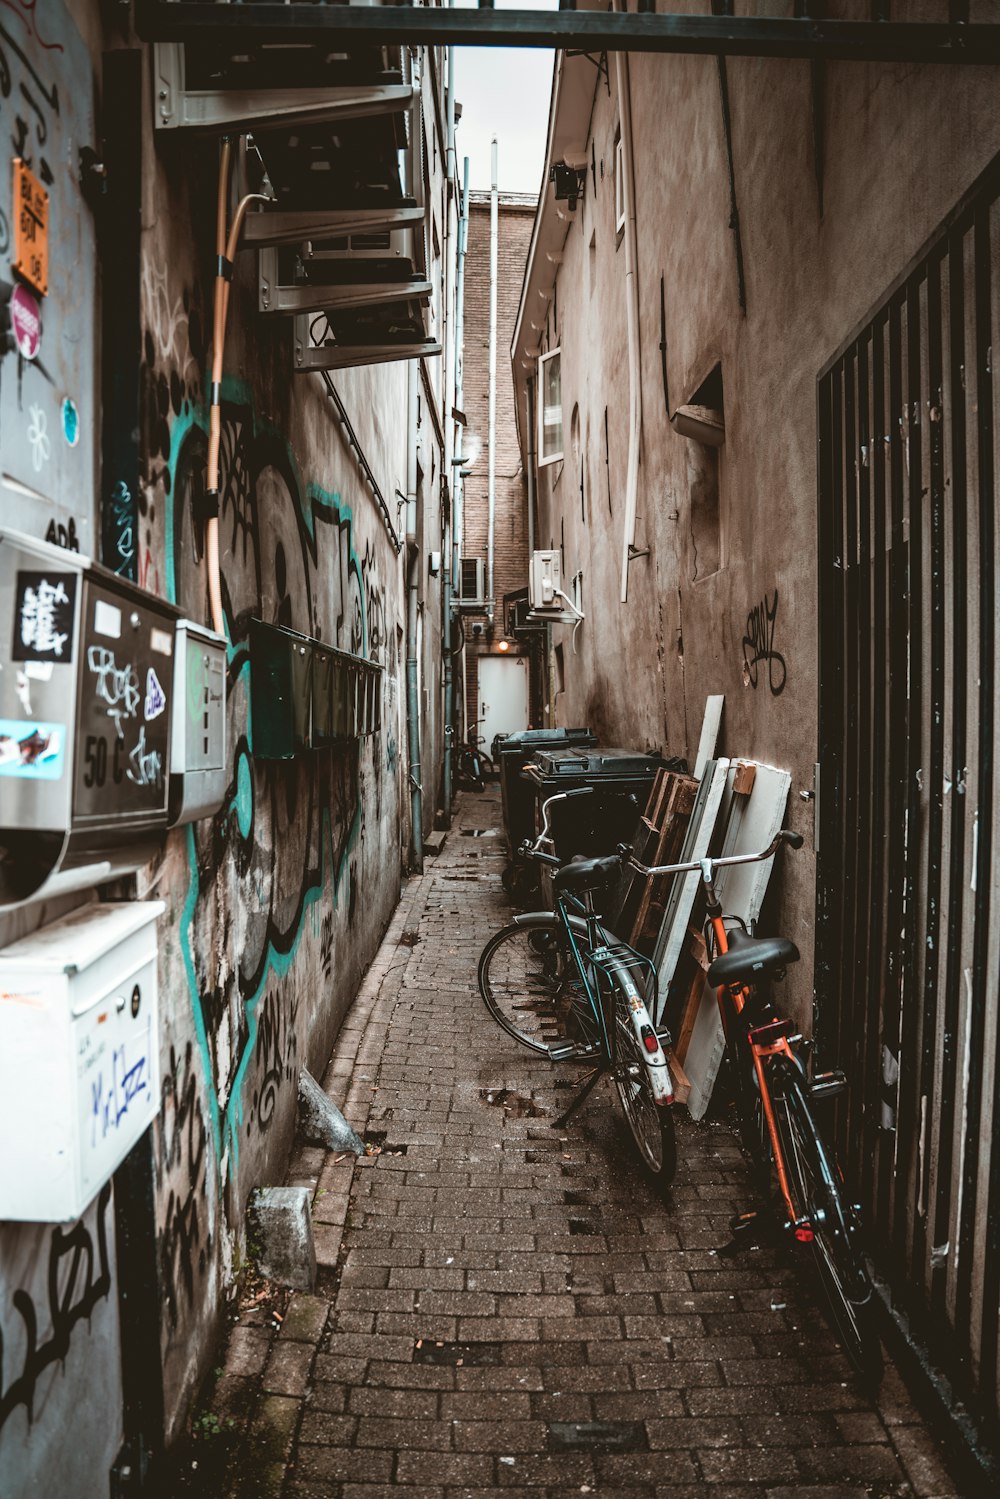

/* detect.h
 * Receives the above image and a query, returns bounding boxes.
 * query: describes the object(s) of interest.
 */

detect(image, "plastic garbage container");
[494,727,598,853]
[519,747,666,906]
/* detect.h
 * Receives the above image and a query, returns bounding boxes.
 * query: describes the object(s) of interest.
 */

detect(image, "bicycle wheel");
[478,921,592,1054]
[719,991,770,1179]
[609,976,677,1187]
[772,1061,883,1383]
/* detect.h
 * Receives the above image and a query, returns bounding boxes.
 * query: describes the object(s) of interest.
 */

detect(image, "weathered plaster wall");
[136,110,425,1438]
[531,28,1000,1027]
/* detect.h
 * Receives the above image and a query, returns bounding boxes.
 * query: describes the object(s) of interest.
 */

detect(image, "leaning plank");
[683,760,792,1120]
[629,773,698,947]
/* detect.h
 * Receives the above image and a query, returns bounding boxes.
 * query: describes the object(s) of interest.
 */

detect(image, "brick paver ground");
[214,788,963,1499]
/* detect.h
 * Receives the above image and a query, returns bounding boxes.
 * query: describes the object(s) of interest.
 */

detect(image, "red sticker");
[11,283,41,360]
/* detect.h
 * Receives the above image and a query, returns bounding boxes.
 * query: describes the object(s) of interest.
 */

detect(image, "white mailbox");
[0,900,164,1222]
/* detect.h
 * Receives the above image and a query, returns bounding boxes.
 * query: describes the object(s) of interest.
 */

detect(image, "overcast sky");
[454,0,555,196]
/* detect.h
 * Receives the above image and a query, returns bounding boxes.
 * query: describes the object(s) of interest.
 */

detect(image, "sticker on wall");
[27,403,50,472]
[12,572,77,663]
[62,397,80,448]
[10,283,41,360]
[12,157,49,296]
[144,668,166,721]
[0,719,66,780]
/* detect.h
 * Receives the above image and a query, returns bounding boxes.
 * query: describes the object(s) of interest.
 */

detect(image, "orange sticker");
[12,158,49,297]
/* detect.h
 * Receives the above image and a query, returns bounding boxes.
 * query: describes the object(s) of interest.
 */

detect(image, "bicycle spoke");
[610,978,676,1187]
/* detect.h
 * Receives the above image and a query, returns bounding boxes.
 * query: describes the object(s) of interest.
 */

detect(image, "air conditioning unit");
[528,550,579,624]
[458,557,486,606]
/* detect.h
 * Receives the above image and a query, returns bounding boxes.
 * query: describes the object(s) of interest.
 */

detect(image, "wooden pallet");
[627,771,698,950]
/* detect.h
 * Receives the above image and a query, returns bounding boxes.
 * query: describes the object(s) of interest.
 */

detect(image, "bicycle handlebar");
[518,787,595,863]
[620,827,803,880]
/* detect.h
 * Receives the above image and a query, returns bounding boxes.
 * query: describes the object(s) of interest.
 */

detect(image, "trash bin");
[494,727,598,853]
[517,747,666,907]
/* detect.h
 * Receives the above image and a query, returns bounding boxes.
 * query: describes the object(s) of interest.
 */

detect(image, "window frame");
[537,346,564,468]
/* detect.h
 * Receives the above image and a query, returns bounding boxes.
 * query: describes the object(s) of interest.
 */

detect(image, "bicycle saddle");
[707,927,800,986]
[552,854,621,894]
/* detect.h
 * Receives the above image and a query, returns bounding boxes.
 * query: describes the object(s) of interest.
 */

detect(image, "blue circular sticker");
[62,398,79,448]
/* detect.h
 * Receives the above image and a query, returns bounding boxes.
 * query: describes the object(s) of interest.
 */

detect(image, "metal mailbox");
[0,529,180,907]
[249,618,382,755]
[169,618,227,825]
[0,900,164,1222]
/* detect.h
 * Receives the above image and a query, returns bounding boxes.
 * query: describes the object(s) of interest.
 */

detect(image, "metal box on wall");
[0,529,180,907]
[169,619,227,825]
[0,901,164,1222]
[249,619,312,759]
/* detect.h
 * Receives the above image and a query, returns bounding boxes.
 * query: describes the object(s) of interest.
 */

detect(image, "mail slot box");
[0,900,164,1222]
[249,619,312,759]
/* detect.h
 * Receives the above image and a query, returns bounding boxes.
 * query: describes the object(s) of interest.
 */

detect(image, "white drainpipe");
[615,38,642,603]
[487,138,499,630]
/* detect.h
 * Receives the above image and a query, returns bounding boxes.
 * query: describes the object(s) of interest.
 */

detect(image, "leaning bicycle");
[624,831,882,1381]
[478,789,677,1188]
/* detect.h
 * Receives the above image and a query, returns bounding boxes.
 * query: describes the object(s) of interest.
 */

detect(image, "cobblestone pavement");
[215,789,962,1499]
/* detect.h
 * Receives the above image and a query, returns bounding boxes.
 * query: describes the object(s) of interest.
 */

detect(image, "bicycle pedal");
[810,1070,847,1099]
[547,1041,599,1063]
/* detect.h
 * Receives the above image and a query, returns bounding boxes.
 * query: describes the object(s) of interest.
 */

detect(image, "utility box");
[249,620,313,759]
[169,619,227,825]
[0,529,180,907]
[0,901,164,1222]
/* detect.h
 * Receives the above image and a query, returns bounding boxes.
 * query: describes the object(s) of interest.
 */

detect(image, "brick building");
[457,191,537,753]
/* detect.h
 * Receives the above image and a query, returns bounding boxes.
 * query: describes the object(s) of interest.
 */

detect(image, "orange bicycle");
[623,829,882,1382]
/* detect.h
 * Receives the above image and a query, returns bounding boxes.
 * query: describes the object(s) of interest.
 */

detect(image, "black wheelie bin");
[518,746,667,906]
[494,726,597,851]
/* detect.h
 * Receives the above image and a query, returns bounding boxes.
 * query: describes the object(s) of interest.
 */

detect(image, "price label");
[12,158,49,297]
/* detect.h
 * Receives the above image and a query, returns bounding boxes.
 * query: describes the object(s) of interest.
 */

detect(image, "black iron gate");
[817,153,1000,1433]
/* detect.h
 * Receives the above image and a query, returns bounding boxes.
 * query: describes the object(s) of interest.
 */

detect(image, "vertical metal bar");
[851,334,875,1203]
[840,345,864,1187]
[860,312,889,1213]
[912,253,947,1289]
[931,229,969,1315]
[893,272,924,1266]
[876,291,908,1240]
[957,205,995,1375]
[815,364,843,1070]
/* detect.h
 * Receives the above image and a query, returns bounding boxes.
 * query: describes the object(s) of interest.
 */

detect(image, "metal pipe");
[616,36,643,604]
[525,376,536,558]
[453,158,470,598]
[404,55,424,870]
[487,138,498,628]
[405,360,423,872]
[442,17,458,821]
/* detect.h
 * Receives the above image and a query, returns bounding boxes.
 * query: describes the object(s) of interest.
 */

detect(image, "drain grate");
[413,1341,502,1366]
[547,1421,648,1454]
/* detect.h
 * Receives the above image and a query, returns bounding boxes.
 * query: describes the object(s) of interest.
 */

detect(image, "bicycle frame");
[624,828,808,1230]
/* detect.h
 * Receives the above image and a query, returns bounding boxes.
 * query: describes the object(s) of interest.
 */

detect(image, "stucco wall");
[530,32,1000,1028]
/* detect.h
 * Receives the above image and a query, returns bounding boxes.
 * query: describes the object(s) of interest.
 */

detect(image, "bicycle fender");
[512,910,590,940]
[614,970,674,1106]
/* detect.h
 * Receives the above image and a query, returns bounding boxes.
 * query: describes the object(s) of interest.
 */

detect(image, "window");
[614,134,626,236]
[538,347,563,466]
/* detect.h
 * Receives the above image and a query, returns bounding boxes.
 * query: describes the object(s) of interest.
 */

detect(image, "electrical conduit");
[615,32,643,604]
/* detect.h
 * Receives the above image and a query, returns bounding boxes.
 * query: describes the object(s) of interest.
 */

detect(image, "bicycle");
[455,721,495,793]
[478,788,677,1188]
[623,830,883,1382]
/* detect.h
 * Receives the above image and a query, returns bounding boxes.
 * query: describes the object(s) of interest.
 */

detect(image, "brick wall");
[460,193,536,730]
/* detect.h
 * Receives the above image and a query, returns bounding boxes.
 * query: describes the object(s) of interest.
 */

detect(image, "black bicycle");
[478,789,677,1188]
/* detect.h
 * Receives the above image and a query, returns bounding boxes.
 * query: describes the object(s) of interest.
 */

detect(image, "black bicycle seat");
[707,927,800,986]
[553,854,621,894]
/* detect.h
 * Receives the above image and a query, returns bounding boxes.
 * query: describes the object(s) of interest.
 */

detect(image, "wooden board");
[650,758,730,1028]
[629,773,697,948]
[683,760,793,1120]
[694,694,724,780]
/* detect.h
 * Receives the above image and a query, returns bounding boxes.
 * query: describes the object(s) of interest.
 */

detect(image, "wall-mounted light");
[550,163,586,212]
[498,640,510,653]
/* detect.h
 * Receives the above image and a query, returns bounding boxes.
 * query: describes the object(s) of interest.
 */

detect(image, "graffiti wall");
[0,1188,123,1499]
[135,135,409,1438]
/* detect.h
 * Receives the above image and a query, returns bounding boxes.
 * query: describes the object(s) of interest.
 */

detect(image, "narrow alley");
[203,789,960,1499]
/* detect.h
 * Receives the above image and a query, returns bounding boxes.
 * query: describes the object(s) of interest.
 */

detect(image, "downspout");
[486,138,499,631]
[406,363,424,873]
[405,62,424,870]
[452,159,470,743]
[615,32,643,603]
[525,376,536,558]
[442,36,458,821]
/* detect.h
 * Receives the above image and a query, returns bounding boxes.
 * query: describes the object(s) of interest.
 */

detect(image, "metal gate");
[817,153,1000,1429]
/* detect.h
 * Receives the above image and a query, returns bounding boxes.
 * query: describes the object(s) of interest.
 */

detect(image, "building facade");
[513,12,1000,1449]
[0,2,456,1490]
